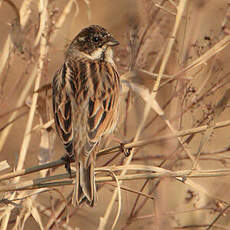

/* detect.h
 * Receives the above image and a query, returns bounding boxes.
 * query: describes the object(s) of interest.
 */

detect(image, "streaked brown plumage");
[52,25,120,206]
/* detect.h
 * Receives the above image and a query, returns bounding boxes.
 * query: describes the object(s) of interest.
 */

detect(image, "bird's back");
[65,57,120,162]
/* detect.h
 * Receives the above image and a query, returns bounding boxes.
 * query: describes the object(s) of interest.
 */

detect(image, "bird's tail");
[72,158,97,207]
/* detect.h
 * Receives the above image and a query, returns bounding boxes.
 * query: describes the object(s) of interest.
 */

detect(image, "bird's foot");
[108,136,132,157]
[61,155,74,178]
[120,142,131,157]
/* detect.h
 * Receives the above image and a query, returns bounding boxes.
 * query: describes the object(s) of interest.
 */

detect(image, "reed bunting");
[52,25,120,206]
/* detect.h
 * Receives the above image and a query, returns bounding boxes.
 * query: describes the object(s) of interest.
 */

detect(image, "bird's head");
[66,25,119,63]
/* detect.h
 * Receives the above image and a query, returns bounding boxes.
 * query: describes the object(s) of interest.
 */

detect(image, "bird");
[52,25,120,206]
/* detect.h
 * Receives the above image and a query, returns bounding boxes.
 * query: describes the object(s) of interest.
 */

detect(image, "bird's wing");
[52,63,74,157]
[53,60,120,162]
[85,62,120,156]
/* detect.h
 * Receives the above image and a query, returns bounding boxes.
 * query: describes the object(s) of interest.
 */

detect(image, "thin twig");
[205,204,230,230]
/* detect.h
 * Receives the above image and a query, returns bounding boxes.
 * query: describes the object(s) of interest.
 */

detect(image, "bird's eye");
[93,36,100,42]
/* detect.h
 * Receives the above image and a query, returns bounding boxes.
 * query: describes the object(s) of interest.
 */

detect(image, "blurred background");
[1,0,230,229]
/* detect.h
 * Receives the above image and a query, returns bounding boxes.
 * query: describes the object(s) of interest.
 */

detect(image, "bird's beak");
[107,36,119,46]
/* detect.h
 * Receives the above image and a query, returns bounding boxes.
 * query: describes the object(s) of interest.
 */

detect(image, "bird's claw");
[61,155,74,178]
[120,142,131,157]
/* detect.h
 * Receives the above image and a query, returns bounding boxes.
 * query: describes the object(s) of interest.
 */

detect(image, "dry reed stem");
[154,3,176,16]
[98,2,188,227]
[190,62,214,104]
[1,118,230,183]
[125,1,196,226]
[2,165,230,206]
[0,36,13,77]
[173,33,230,80]
[0,68,36,152]
[11,0,49,227]
[150,0,196,166]
[44,195,71,229]
[168,0,177,8]
[0,160,9,173]
[193,88,230,169]
[0,1,36,228]
[50,0,76,42]
[14,2,76,229]
[153,0,187,95]
[107,183,155,200]
[132,207,214,220]
[97,169,121,230]
[98,64,155,228]
[0,1,49,229]
[173,224,229,230]
[132,82,196,164]
[17,0,48,174]
[0,3,76,227]
[125,119,230,150]
[19,0,34,27]
[98,82,154,228]
[1,1,230,229]
[205,204,230,230]
[0,0,33,77]
[0,0,75,153]
[129,4,192,220]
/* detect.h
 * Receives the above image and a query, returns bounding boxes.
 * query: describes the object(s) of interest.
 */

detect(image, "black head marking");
[69,25,119,55]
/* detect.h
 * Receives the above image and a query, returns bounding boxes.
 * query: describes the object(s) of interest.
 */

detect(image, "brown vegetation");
[1,0,230,229]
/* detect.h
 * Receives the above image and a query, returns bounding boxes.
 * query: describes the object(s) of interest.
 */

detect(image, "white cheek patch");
[104,47,114,64]
[90,48,104,60]
[85,46,114,63]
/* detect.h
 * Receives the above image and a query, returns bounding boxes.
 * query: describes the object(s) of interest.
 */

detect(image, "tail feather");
[72,160,96,207]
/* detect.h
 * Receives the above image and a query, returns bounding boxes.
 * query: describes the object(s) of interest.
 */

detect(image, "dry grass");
[1,0,230,229]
